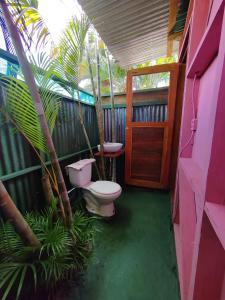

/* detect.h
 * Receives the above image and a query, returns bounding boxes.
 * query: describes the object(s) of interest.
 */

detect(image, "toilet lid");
[89,181,121,195]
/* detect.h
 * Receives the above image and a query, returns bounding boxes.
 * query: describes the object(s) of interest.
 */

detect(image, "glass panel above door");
[131,72,170,122]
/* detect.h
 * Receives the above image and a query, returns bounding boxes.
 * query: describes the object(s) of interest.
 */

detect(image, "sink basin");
[97,142,123,153]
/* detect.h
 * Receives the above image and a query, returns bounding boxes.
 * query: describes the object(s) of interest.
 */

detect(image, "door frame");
[125,63,180,189]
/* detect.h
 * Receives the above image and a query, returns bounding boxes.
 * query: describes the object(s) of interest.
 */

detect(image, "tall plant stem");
[106,50,116,182]
[87,43,106,180]
[1,95,66,218]
[76,88,101,179]
[106,52,116,143]
[96,43,106,180]
[41,174,54,205]
[0,180,40,247]
[2,109,59,193]
[0,0,72,226]
[40,151,54,206]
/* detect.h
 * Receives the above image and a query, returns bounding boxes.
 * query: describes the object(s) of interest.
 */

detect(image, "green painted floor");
[71,187,180,300]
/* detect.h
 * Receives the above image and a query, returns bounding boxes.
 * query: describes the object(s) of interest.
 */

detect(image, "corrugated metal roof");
[78,0,170,67]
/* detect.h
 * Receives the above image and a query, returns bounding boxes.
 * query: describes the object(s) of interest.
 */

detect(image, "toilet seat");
[87,180,121,200]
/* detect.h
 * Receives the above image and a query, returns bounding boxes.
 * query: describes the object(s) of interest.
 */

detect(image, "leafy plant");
[1,0,73,225]
[1,52,60,151]
[53,15,102,179]
[0,207,97,300]
[0,52,62,198]
[55,15,90,89]
[0,9,15,54]
[8,0,50,49]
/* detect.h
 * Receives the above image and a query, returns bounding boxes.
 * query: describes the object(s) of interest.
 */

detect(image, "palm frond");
[0,10,15,54]
[1,76,47,152]
[0,208,97,299]
[56,14,90,92]
[0,262,36,300]
[0,221,24,261]
[18,7,50,48]
[8,0,50,49]
[1,52,61,152]
[28,52,61,134]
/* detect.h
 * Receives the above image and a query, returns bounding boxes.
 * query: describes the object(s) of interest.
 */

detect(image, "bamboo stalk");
[106,50,117,182]
[0,0,72,226]
[0,180,40,247]
[95,39,106,179]
[106,51,116,143]
[76,89,101,179]
[41,174,54,206]
[40,150,55,206]
[87,45,106,180]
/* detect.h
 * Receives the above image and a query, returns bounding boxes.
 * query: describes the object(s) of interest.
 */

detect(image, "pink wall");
[179,165,196,298]
[209,0,222,23]
[192,57,217,179]
[174,1,225,299]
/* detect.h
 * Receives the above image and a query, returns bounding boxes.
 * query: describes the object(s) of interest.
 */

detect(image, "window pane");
[131,72,170,122]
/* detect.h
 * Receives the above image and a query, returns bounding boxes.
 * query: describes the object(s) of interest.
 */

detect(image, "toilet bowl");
[66,159,122,217]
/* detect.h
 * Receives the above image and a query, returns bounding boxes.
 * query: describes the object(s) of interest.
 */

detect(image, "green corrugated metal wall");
[0,95,99,213]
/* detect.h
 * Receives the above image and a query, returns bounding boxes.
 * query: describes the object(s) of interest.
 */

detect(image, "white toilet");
[66,158,122,217]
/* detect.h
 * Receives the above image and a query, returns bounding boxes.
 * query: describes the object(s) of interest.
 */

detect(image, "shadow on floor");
[69,186,180,300]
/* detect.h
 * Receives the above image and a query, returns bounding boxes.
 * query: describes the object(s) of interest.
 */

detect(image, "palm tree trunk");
[0,0,72,226]
[106,50,117,182]
[91,41,106,179]
[0,180,40,247]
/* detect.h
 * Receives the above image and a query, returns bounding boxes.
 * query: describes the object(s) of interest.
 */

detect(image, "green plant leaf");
[0,208,97,297]
[16,265,27,300]
[1,76,47,152]
[8,0,50,49]
[55,14,90,94]
[1,52,60,153]
[30,264,37,289]
[2,268,20,300]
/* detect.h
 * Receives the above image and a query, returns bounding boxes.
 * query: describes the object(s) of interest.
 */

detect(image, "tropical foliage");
[0,3,97,300]
[53,15,102,179]
[1,0,72,225]
[131,56,176,90]
[0,52,62,195]
[0,207,97,300]
[79,45,176,94]
[1,58,59,152]
[79,38,127,95]
[0,9,15,54]
[7,0,50,49]
[54,15,90,93]
[0,180,41,248]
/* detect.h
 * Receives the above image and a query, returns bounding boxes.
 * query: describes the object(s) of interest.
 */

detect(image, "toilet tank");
[66,158,95,187]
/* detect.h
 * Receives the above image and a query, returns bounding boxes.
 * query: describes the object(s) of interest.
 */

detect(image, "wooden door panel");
[125,63,180,189]
[131,127,164,181]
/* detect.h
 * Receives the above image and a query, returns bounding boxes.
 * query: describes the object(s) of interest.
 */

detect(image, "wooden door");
[125,63,179,189]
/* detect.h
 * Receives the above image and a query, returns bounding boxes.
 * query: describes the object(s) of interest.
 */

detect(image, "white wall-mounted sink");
[97,142,123,153]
